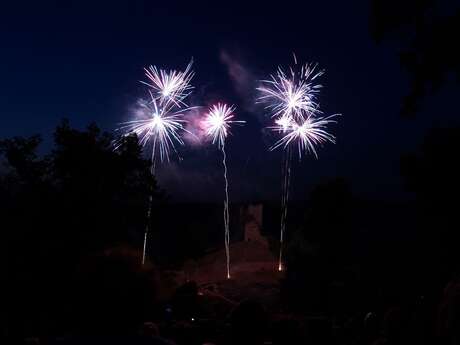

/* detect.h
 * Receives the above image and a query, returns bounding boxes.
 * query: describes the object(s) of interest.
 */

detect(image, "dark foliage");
[2,121,159,337]
[401,126,460,276]
[230,300,267,345]
[281,178,355,313]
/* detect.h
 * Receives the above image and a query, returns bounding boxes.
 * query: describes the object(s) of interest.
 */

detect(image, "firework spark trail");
[278,146,292,271]
[203,103,245,279]
[222,144,231,279]
[142,164,155,265]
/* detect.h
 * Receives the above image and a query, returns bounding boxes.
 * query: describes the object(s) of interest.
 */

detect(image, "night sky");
[1,0,457,202]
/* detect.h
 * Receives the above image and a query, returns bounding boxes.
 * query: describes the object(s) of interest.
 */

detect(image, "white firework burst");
[142,59,194,108]
[258,62,324,120]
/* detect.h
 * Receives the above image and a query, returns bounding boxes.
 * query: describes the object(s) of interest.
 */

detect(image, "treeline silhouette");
[279,127,460,344]
[2,120,242,339]
[3,120,160,336]
[3,121,460,344]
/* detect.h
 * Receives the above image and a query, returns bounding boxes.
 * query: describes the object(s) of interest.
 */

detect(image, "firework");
[270,114,337,159]
[203,103,245,279]
[203,103,245,148]
[257,63,324,121]
[116,60,195,265]
[258,57,339,272]
[116,92,188,164]
[143,59,194,108]
[274,114,294,132]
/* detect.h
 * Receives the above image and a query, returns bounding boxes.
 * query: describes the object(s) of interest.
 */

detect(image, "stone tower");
[241,204,268,247]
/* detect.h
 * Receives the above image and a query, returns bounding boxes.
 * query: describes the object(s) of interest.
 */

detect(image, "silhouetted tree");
[72,246,160,336]
[0,135,47,184]
[2,120,162,338]
[230,300,267,345]
[282,178,355,312]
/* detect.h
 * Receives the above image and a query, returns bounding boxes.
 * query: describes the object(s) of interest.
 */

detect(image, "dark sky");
[1,0,457,202]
